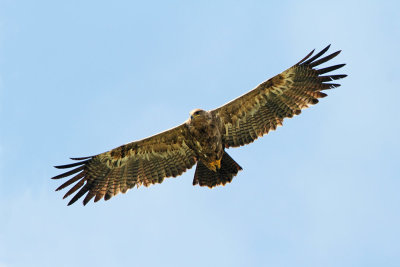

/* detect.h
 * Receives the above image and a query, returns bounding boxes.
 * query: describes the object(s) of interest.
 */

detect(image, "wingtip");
[67,199,77,206]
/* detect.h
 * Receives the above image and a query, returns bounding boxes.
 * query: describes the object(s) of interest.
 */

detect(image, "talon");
[209,159,221,171]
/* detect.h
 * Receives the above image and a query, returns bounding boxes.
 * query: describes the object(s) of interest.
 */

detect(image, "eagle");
[52,45,346,205]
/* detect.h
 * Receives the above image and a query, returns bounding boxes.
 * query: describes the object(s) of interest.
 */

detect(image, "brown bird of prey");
[52,45,346,205]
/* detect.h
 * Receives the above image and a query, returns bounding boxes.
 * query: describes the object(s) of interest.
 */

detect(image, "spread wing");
[212,45,347,148]
[52,123,197,205]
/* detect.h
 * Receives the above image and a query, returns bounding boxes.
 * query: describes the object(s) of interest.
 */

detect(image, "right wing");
[52,123,197,205]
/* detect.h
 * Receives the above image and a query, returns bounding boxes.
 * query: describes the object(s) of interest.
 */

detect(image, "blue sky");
[1,1,399,266]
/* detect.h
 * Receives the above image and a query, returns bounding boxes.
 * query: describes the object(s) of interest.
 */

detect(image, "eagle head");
[189,109,206,119]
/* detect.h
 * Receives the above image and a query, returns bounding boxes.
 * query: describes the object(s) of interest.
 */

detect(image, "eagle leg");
[193,152,242,188]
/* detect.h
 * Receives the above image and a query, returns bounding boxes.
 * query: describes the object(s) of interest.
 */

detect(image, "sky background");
[0,1,399,266]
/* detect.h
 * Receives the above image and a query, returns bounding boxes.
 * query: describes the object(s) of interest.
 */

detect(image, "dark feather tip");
[70,156,92,160]
[51,166,84,180]
[54,159,90,169]
[303,44,331,65]
[296,49,315,65]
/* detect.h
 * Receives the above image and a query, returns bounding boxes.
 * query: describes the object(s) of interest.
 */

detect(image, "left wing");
[52,123,197,205]
[212,45,346,148]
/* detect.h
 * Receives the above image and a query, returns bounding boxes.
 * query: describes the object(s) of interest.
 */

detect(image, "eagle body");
[186,108,243,187]
[52,45,346,205]
[187,109,224,171]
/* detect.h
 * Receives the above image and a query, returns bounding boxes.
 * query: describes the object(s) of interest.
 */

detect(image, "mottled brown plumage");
[52,45,346,205]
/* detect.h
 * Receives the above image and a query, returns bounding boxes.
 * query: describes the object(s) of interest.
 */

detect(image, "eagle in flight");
[52,45,346,205]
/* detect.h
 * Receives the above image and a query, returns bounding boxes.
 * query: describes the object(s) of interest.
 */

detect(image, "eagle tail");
[193,152,242,188]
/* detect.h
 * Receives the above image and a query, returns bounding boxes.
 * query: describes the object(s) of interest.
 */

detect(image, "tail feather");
[193,152,242,188]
